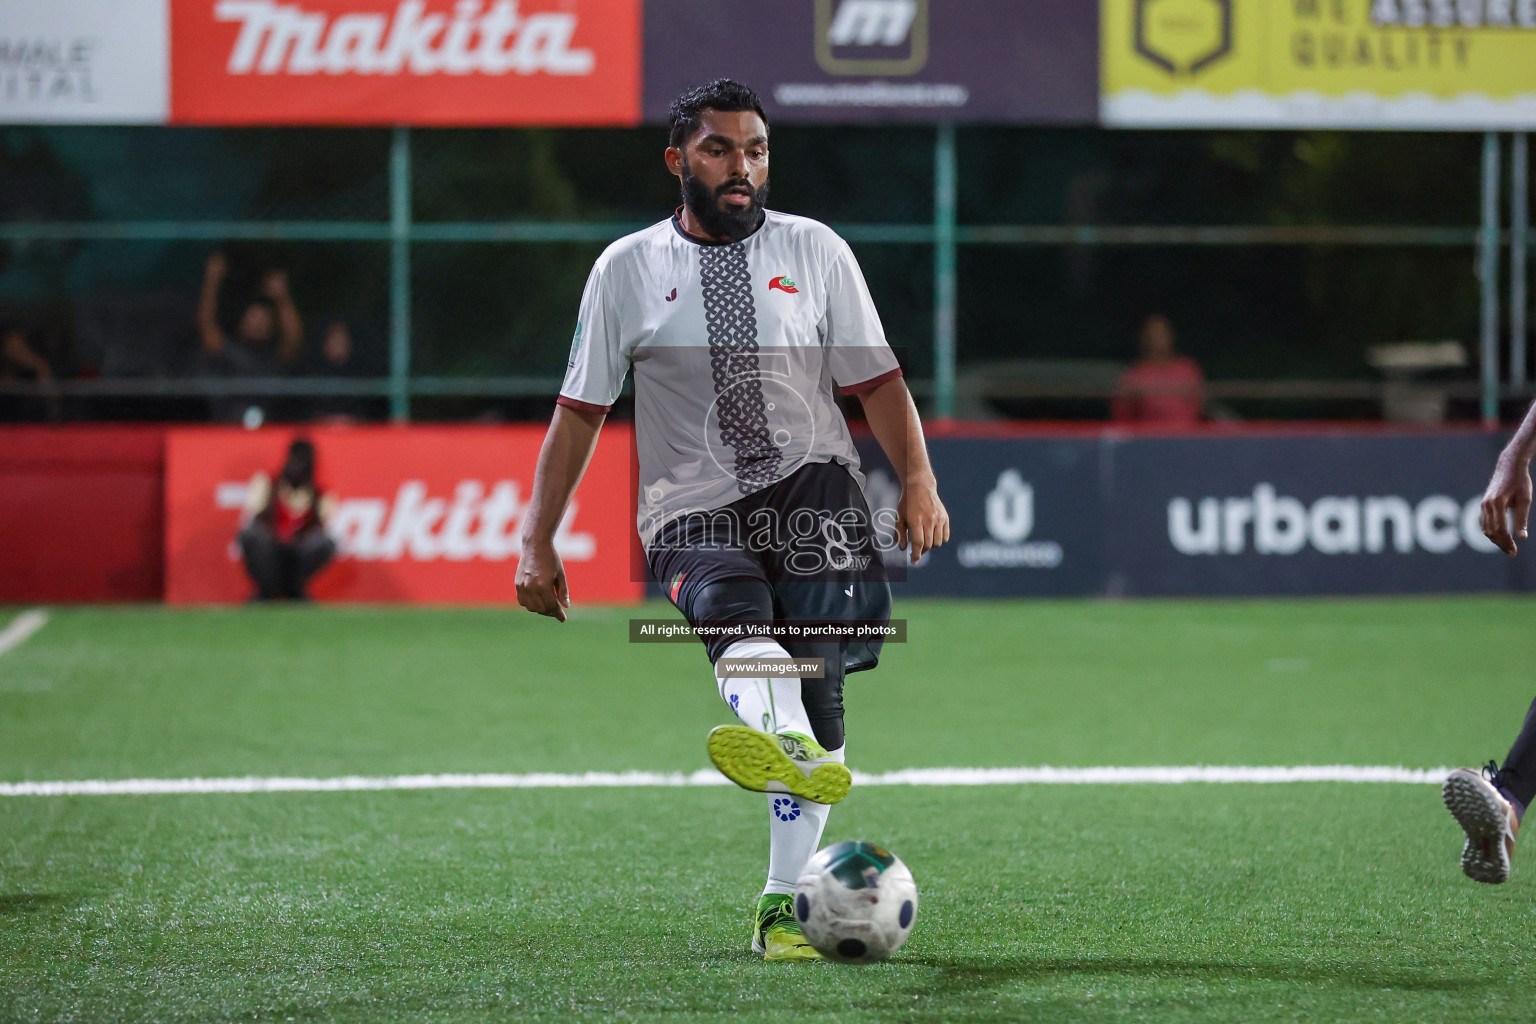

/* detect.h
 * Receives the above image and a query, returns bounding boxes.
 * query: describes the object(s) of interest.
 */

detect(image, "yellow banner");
[1102,0,1536,127]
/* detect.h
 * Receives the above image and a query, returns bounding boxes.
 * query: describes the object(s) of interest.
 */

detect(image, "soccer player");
[1445,415,1536,882]
[515,79,949,959]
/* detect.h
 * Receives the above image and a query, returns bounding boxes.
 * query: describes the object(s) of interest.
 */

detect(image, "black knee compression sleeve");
[786,639,846,752]
[680,578,777,664]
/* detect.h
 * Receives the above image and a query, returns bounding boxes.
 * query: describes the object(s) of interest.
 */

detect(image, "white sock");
[763,746,845,896]
[714,637,813,736]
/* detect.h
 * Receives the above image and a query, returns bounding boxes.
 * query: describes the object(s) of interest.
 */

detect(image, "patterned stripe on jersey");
[700,242,781,493]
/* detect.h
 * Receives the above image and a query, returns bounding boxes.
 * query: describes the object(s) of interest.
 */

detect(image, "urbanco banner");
[165,425,643,605]
[643,0,1098,124]
[1105,433,1531,596]
[169,0,641,125]
[0,0,169,124]
[1103,0,1536,129]
[861,431,1533,599]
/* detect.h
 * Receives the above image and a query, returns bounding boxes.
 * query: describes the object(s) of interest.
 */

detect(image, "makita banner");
[168,0,641,125]
[0,0,169,124]
[643,0,1098,124]
[164,425,642,604]
[1105,433,1530,596]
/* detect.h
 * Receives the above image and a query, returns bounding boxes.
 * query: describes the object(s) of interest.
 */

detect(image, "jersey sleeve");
[558,258,629,414]
[821,236,904,396]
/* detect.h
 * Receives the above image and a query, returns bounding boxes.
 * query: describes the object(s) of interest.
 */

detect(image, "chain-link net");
[0,123,1508,423]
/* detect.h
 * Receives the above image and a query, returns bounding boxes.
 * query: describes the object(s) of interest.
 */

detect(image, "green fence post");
[389,125,413,422]
[1481,132,1502,427]
[1513,132,1529,389]
[933,122,957,420]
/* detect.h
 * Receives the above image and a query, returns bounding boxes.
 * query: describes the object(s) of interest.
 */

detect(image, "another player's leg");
[1445,696,1534,883]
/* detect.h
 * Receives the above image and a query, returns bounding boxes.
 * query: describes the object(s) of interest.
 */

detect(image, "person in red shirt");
[238,438,336,601]
[1111,314,1205,428]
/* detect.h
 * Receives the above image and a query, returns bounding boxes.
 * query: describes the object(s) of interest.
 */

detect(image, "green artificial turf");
[2,599,1534,1022]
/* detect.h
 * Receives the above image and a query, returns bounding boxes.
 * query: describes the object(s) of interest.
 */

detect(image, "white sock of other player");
[714,637,814,736]
[763,745,845,896]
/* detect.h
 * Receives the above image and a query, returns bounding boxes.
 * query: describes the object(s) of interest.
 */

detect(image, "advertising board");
[164,425,643,604]
[644,0,1099,124]
[1103,0,1536,128]
[169,0,641,125]
[0,0,169,124]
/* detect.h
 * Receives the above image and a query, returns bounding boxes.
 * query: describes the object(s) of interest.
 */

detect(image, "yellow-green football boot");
[706,725,851,805]
[752,894,822,962]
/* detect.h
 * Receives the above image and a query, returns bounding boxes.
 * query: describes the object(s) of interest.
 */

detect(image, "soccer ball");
[793,840,918,963]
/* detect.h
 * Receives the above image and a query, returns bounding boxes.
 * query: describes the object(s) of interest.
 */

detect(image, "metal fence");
[0,125,1530,422]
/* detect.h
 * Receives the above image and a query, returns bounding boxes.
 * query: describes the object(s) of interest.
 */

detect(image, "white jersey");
[559,209,902,548]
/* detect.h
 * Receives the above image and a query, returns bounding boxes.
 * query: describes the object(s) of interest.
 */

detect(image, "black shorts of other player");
[647,459,893,673]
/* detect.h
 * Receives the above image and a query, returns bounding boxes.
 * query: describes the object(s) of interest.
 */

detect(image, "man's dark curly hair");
[667,79,768,149]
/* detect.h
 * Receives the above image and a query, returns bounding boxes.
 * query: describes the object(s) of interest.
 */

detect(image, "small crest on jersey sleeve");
[769,276,799,294]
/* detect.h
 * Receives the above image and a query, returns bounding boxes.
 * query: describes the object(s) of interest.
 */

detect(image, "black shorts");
[646,459,892,674]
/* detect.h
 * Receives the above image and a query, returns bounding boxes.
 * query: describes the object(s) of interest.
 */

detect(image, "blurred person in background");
[197,252,304,372]
[1111,313,1205,428]
[305,318,373,422]
[318,319,356,373]
[198,251,304,422]
[238,438,336,601]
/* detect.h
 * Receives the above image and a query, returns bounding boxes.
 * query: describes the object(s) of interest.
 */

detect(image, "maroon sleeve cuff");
[838,367,905,397]
[557,395,612,415]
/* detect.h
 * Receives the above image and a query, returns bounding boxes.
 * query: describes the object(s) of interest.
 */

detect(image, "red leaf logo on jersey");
[769,276,799,294]
[669,572,687,603]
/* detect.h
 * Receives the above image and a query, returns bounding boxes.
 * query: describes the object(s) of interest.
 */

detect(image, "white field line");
[0,609,47,657]
[0,765,1451,797]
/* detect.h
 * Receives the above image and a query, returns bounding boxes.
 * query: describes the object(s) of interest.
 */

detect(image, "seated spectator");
[319,320,355,373]
[238,438,336,601]
[306,318,385,422]
[1112,314,1205,428]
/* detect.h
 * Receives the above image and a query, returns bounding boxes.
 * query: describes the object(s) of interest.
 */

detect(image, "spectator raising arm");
[197,252,227,357]
[262,270,305,365]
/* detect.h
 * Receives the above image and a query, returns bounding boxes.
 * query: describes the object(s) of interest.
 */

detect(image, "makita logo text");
[1168,484,1498,557]
[216,479,594,562]
[214,0,595,76]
